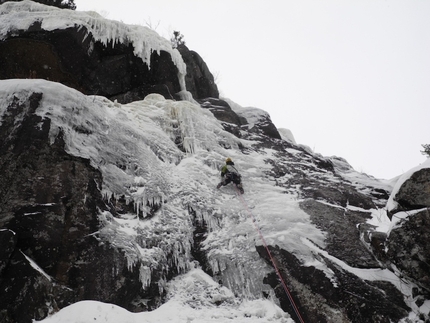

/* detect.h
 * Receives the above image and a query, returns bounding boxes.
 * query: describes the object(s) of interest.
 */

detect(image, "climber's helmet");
[226,157,232,163]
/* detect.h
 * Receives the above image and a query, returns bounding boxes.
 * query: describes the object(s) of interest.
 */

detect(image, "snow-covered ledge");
[0,0,187,91]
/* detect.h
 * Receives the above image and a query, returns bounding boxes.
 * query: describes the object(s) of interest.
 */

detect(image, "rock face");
[200,98,245,126]
[246,140,414,323]
[384,164,430,295]
[258,245,409,323]
[1,4,430,323]
[387,209,430,292]
[0,1,218,103]
[0,83,428,323]
[0,27,182,102]
[0,92,165,322]
[178,44,219,100]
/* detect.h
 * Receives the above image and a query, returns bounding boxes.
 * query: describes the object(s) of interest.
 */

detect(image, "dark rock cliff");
[0,2,220,103]
[0,92,167,322]
[0,26,182,102]
[385,167,430,294]
[178,44,219,100]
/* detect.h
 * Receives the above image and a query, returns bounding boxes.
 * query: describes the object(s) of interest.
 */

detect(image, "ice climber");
[216,157,244,194]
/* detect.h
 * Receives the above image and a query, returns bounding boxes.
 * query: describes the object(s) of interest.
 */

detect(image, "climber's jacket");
[221,161,240,178]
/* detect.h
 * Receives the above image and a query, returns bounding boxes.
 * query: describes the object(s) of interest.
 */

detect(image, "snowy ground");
[39,268,291,323]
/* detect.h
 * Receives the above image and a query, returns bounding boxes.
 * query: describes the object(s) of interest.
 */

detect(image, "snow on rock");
[278,128,296,144]
[21,251,52,282]
[386,208,428,235]
[0,79,236,199]
[0,0,186,90]
[222,98,281,139]
[227,101,271,130]
[387,158,430,212]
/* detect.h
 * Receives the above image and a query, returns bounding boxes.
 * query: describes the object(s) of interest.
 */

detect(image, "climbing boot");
[237,184,244,194]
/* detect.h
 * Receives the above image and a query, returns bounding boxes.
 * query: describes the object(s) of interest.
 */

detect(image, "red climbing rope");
[235,188,306,323]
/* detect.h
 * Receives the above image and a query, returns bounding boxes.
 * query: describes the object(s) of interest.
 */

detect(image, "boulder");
[240,107,282,140]
[200,98,245,126]
[390,167,430,213]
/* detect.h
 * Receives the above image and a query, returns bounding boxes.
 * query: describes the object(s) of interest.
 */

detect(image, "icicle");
[139,265,151,288]
[183,137,196,154]
[176,90,198,104]
[158,277,166,295]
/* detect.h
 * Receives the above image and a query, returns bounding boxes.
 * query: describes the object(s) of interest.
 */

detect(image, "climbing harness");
[234,186,306,323]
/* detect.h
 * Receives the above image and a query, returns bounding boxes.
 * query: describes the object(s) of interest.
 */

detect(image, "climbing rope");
[235,187,306,323]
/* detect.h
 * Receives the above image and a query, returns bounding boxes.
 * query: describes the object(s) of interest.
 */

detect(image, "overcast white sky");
[76,0,430,180]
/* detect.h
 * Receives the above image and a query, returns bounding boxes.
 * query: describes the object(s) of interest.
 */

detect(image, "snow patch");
[21,251,52,282]
[278,128,296,144]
